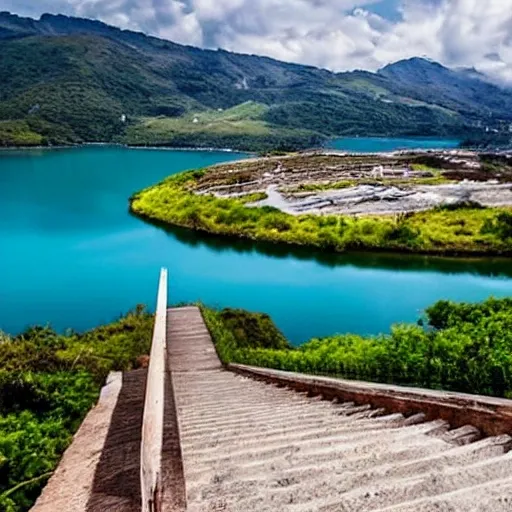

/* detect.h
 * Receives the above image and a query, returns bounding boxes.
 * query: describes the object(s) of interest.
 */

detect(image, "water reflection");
[135,213,512,279]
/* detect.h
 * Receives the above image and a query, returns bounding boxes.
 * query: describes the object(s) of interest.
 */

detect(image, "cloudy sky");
[2,0,512,82]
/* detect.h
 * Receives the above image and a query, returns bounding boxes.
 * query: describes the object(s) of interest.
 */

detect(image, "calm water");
[328,137,461,153]
[1,144,512,344]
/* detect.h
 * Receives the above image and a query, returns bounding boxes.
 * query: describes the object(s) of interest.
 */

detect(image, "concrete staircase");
[167,306,512,512]
[31,268,512,512]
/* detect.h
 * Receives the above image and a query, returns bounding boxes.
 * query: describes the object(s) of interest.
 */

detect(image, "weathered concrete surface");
[168,306,512,512]
[31,372,123,512]
[31,369,148,512]
[229,364,512,438]
[158,308,189,512]
[86,368,147,512]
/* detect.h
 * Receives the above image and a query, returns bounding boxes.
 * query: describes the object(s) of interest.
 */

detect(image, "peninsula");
[130,150,512,255]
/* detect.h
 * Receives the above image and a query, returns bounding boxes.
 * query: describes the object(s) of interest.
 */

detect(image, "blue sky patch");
[364,0,402,20]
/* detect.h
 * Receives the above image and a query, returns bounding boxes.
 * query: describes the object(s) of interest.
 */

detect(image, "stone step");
[165,306,512,512]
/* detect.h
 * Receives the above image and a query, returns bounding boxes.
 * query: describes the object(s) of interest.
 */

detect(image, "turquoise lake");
[327,137,461,152]
[1,142,512,344]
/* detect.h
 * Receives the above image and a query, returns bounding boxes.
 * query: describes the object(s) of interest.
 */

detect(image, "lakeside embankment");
[4,144,512,342]
[0,133,462,155]
[0,142,252,154]
[130,151,512,256]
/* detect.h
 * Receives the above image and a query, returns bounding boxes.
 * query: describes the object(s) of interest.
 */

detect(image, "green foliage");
[264,94,463,138]
[481,211,512,241]
[286,180,355,193]
[218,309,291,350]
[123,116,324,152]
[200,307,289,364]
[379,57,512,124]
[131,170,512,255]
[0,413,69,511]
[238,192,268,203]
[425,297,512,330]
[201,297,512,399]
[0,372,98,511]
[121,102,325,151]
[461,133,512,151]
[0,305,154,511]
[0,121,43,147]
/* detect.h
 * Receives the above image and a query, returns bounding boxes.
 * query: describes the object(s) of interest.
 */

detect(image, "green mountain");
[1,12,511,150]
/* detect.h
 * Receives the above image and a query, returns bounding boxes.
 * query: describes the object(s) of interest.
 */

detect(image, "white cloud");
[2,0,512,82]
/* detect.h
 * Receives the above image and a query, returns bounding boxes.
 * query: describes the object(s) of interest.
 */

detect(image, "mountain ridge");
[1,11,511,150]
[2,12,506,83]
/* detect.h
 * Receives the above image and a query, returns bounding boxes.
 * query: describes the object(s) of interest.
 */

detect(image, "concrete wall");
[30,372,123,512]
[141,268,168,512]
[229,364,512,437]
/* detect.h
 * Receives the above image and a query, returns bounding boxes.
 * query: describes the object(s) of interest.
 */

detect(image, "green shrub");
[482,211,512,240]
[201,297,512,399]
[218,309,291,350]
[0,306,154,511]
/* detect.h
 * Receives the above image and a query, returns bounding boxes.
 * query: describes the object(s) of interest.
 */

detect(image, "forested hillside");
[1,12,511,150]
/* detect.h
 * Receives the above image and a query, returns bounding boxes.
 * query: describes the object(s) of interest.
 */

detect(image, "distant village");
[470,119,512,134]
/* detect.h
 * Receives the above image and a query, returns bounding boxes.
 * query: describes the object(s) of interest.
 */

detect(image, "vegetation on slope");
[378,58,512,122]
[130,169,512,255]
[461,132,512,151]
[2,13,511,149]
[201,297,512,399]
[263,92,461,138]
[0,120,43,147]
[0,119,77,147]
[0,34,163,144]
[123,102,324,151]
[0,306,153,512]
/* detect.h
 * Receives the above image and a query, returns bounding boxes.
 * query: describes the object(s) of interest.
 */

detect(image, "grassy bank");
[0,119,82,148]
[130,169,512,255]
[201,297,512,399]
[0,103,324,151]
[0,306,153,512]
